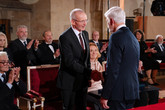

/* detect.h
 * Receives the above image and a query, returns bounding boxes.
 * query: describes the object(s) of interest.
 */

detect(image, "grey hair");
[155,34,163,40]
[104,6,125,24]
[0,32,8,48]
[0,51,8,58]
[69,8,85,22]
[17,25,28,32]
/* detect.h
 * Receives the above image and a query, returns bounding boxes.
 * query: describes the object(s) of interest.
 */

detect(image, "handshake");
[91,70,104,81]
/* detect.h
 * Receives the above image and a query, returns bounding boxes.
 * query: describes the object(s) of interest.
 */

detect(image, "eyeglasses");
[0,60,11,65]
[73,19,88,23]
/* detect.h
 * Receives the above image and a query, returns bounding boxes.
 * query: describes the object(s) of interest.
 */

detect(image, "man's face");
[0,55,9,73]
[157,36,164,44]
[43,31,53,44]
[92,31,99,42]
[71,12,88,32]
[16,28,28,40]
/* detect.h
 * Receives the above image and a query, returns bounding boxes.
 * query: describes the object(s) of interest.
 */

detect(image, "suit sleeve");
[101,36,123,99]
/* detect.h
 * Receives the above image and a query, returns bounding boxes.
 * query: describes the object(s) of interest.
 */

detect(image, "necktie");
[96,43,100,50]
[2,74,6,83]
[78,33,85,50]
[23,41,27,47]
[161,45,164,51]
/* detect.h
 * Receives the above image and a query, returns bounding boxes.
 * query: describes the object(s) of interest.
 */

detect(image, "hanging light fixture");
[19,0,39,5]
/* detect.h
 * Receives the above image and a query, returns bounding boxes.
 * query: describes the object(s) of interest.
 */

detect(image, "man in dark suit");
[34,30,60,65]
[0,51,27,110]
[151,34,165,62]
[56,8,92,110]
[9,25,38,81]
[90,31,107,63]
[100,6,140,110]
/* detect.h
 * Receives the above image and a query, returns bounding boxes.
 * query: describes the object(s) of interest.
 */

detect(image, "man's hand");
[100,97,109,109]
[54,49,60,57]
[34,39,39,50]
[26,39,34,50]
[14,67,20,82]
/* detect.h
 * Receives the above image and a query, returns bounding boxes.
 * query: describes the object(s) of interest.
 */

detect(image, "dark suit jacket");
[35,42,60,65]
[101,27,140,101]
[8,39,37,81]
[0,72,27,110]
[57,27,91,91]
[9,38,37,66]
[151,42,165,62]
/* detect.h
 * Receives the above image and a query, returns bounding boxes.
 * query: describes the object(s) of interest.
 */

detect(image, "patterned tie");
[78,33,85,50]
[2,74,6,83]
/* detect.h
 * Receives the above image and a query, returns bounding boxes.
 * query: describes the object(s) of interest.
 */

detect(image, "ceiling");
[0,0,32,11]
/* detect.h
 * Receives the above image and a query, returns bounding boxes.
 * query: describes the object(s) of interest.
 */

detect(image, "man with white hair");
[9,25,38,81]
[151,34,165,63]
[100,6,140,110]
[0,51,27,110]
[57,8,92,110]
[151,34,165,84]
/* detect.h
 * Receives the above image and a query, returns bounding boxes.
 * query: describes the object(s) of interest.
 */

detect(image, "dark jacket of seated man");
[35,42,60,65]
[34,30,60,65]
[0,52,27,110]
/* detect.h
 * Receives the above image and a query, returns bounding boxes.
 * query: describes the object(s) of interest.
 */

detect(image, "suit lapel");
[70,28,84,51]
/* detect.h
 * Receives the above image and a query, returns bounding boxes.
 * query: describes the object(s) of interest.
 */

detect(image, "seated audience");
[0,51,27,110]
[87,43,104,110]
[0,32,14,63]
[134,29,159,85]
[90,31,107,63]
[135,61,159,107]
[151,34,165,63]
[34,30,60,65]
[8,25,38,81]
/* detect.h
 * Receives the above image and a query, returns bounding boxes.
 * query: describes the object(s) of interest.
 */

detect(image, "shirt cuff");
[6,83,13,89]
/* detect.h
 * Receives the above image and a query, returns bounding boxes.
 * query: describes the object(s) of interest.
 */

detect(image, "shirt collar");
[19,39,27,44]
[0,73,6,78]
[71,26,82,36]
[116,24,126,31]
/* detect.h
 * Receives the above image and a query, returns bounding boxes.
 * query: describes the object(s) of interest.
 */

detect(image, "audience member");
[135,61,159,107]
[100,6,140,110]
[34,30,60,65]
[0,32,14,63]
[151,34,165,63]
[87,42,104,110]
[90,31,106,63]
[8,25,38,81]
[0,51,27,110]
[134,29,160,85]
[56,8,93,110]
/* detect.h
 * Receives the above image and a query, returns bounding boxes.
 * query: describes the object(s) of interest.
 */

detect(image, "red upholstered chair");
[25,64,60,109]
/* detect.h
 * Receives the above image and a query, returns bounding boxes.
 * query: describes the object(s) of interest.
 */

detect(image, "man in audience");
[34,30,60,65]
[0,51,27,110]
[56,8,93,110]
[90,31,107,63]
[100,6,140,110]
[151,34,165,63]
[9,25,38,81]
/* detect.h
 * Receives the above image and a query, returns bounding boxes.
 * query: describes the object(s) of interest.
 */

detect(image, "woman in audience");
[87,42,104,110]
[134,29,159,85]
[0,32,14,66]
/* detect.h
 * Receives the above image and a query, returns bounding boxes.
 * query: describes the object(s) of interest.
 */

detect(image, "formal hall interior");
[0,0,165,110]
